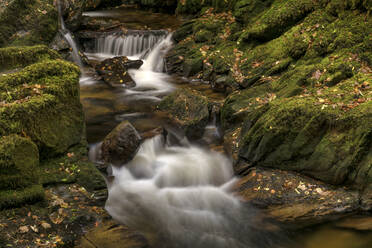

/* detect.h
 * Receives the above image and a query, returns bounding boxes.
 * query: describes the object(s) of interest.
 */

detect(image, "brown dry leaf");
[41,222,52,229]
[30,225,38,233]
[49,212,64,225]
[19,226,29,233]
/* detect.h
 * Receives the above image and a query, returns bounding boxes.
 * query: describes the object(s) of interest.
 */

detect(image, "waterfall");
[57,0,84,68]
[96,34,165,57]
[125,34,174,100]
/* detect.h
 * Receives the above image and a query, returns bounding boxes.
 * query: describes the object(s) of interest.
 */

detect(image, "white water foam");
[125,34,174,100]
[104,135,248,247]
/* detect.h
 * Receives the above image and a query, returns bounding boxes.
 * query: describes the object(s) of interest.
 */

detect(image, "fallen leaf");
[19,226,29,233]
[41,222,51,229]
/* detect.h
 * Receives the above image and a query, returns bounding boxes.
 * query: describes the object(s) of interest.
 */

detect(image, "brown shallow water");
[291,216,372,248]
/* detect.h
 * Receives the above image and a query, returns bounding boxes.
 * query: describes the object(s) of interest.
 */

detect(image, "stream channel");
[61,6,372,248]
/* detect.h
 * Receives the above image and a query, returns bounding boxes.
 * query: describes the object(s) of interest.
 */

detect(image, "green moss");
[237,76,372,186]
[0,134,39,190]
[0,45,61,71]
[0,56,84,158]
[40,144,105,191]
[195,30,214,43]
[0,184,44,209]
[0,0,58,47]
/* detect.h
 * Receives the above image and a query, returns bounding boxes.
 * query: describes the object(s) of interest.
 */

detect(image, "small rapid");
[103,135,278,248]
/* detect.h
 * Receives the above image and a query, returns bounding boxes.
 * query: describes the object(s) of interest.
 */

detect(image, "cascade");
[57,1,84,68]
[96,33,166,57]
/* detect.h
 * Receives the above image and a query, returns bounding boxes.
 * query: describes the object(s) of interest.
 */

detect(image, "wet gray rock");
[50,32,70,52]
[101,121,141,166]
[157,89,210,140]
[95,56,143,87]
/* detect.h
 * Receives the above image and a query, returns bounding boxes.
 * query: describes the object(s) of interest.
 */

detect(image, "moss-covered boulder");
[0,46,85,158]
[157,89,210,140]
[0,0,58,47]
[0,134,44,209]
[169,0,372,190]
[0,135,39,190]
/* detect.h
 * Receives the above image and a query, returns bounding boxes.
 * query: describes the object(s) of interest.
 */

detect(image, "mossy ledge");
[167,0,372,189]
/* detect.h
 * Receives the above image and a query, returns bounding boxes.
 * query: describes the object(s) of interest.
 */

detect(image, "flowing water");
[57,5,372,248]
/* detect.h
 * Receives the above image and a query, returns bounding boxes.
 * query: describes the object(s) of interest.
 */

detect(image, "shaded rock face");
[95,56,143,87]
[101,121,141,166]
[157,89,210,140]
[235,166,360,225]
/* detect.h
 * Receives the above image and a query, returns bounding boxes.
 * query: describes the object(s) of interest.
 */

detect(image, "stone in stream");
[95,56,143,87]
[101,121,142,166]
[157,89,210,140]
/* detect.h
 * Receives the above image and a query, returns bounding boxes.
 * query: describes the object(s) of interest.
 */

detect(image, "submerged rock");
[101,121,141,166]
[157,89,210,140]
[95,56,143,87]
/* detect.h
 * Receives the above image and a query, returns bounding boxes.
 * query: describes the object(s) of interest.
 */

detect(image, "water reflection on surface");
[292,216,372,248]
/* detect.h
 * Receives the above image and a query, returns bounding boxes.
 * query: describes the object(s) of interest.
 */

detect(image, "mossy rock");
[157,89,210,140]
[0,45,61,71]
[0,51,85,158]
[237,88,372,187]
[0,134,39,190]
[0,134,44,209]
[40,144,106,192]
[0,0,58,47]
[0,184,44,210]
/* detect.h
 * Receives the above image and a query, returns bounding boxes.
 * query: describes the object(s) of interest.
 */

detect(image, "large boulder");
[0,46,85,158]
[157,89,210,140]
[101,121,141,166]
